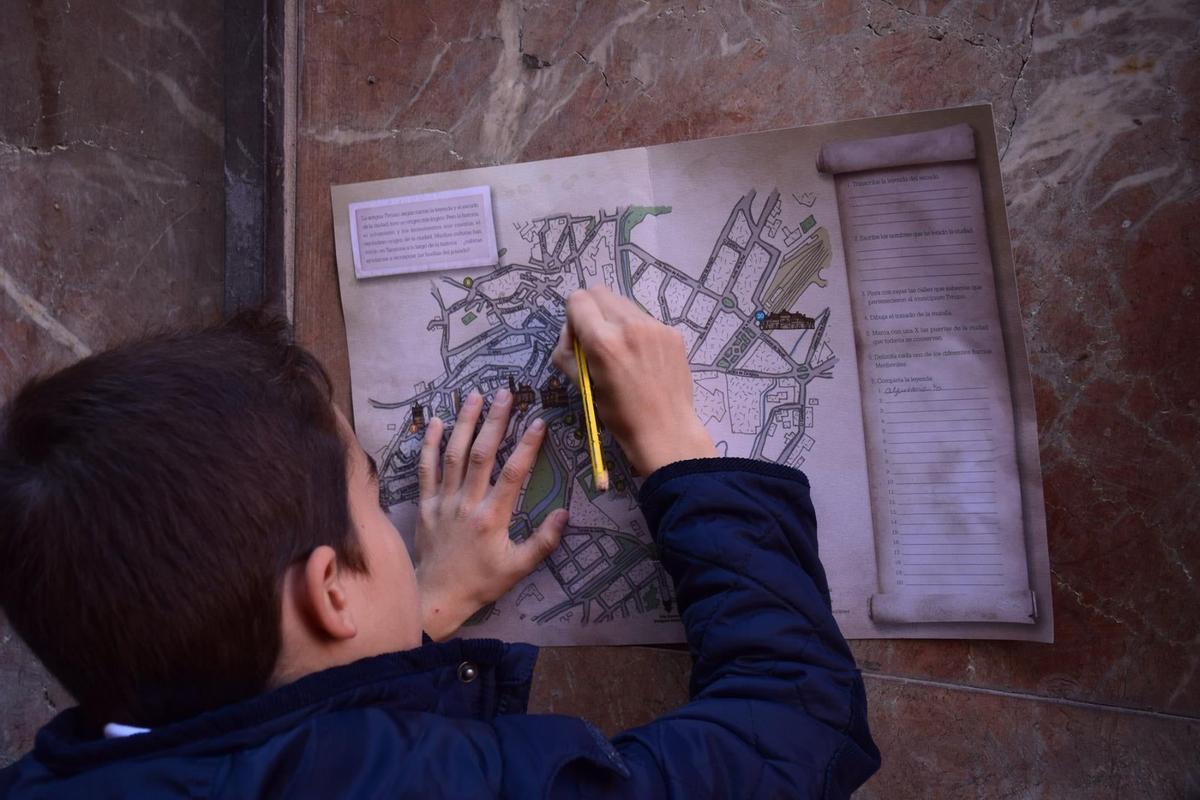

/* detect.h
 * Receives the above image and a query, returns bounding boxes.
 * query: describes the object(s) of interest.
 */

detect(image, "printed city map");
[365,189,838,641]
[333,109,1054,644]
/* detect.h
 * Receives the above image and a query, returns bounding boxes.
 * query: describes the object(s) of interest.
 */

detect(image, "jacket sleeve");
[552,457,880,799]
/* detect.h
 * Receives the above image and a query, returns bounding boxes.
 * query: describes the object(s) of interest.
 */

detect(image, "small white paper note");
[349,186,498,279]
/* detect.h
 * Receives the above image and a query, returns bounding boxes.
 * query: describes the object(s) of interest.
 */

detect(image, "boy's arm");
[598,457,880,797]
[543,288,879,797]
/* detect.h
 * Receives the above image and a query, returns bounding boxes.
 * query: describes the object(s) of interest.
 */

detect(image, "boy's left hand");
[413,388,568,641]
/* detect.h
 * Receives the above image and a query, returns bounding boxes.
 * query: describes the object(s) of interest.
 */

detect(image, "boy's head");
[0,313,422,728]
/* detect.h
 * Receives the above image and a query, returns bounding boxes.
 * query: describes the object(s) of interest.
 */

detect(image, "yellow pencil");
[573,338,609,492]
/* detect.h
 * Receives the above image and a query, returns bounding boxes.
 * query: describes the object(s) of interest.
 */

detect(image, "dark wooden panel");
[223,0,289,317]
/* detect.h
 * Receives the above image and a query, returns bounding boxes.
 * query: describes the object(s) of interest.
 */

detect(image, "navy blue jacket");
[1,458,880,798]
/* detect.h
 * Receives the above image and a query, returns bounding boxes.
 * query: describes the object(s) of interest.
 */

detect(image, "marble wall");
[1,0,1196,795]
[0,0,224,766]
[294,1,1198,796]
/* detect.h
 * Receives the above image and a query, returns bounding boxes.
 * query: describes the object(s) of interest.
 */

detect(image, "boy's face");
[336,409,424,654]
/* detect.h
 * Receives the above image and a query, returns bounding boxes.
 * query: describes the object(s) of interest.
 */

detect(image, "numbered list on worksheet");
[833,155,1035,624]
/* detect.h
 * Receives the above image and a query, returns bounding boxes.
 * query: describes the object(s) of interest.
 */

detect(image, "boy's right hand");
[551,286,717,475]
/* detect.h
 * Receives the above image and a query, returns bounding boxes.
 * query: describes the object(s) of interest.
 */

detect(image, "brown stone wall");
[0,0,224,766]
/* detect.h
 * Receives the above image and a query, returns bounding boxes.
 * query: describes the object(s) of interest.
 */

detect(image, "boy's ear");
[299,545,358,641]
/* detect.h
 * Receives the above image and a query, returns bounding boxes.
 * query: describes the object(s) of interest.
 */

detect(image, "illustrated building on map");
[760,310,817,330]
[761,227,831,313]
[409,402,426,433]
[508,375,536,411]
[540,376,569,408]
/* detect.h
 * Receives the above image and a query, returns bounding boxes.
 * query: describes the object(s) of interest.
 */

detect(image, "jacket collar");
[33,638,537,774]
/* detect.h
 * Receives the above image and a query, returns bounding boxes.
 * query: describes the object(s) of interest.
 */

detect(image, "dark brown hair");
[0,312,365,727]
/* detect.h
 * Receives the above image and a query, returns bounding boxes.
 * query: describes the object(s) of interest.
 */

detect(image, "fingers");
[441,391,483,494]
[563,289,609,350]
[563,286,653,359]
[586,284,644,324]
[551,323,579,385]
[489,417,546,510]
[515,509,568,575]
[417,416,444,500]
[462,388,513,501]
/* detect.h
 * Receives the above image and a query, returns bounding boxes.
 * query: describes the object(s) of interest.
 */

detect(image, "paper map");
[368,190,838,638]
[331,107,1053,644]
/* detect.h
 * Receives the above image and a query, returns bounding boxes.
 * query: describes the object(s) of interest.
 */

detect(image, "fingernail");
[466,390,481,406]
[530,418,545,432]
[495,388,511,404]
[553,509,569,526]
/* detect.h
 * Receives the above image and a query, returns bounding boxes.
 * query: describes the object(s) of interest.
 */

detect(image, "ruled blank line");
[891,459,996,464]
[885,432,991,438]
[857,242,976,253]
[897,525,999,530]
[889,448,995,455]
[849,195,969,208]
[886,428,990,434]
[892,468,998,473]
[903,548,1002,552]
[853,206,971,220]
[892,456,995,462]
[896,491,996,495]
[883,419,993,424]
[856,215,975,226]
[859,251,977,262]
[897,520,1000,524]
[885,408,989,413]
[848,185,968,199]
[897,526,999,530]
[888,449,995,455]
[885,422,993,425]
[861,272,980,281]
[893,469,998,473]
[897,479,998,484]
[887,430,992,435]
[897,525,1000,529]
[897,532,1001,536]
[861,263,980,272]
[882,398,989,404]
[897,513,998,520]
[886,421,993,425]
[885,439,993,444]
[886,418,989,423]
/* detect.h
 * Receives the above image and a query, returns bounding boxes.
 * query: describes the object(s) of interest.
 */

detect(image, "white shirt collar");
[103,722,151,739]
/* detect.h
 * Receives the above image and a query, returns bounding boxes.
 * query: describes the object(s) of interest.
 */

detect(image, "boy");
[0,287,879,798]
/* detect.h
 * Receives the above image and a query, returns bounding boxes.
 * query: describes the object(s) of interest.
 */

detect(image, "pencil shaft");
[573,339,607,489]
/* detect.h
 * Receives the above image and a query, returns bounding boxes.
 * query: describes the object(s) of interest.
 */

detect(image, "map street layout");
[370,189,837,633]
